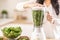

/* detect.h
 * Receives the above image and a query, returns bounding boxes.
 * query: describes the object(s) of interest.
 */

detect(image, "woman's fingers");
[47,13,52,19]
[47,13,52,23]
[47,13,55,24]
[23,3,32,8]
[32,3,43,7]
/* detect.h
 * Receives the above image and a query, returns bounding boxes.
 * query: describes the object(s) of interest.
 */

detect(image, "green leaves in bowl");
[0,37,3,40]
[2,27,22,39]
[17,36,29,40]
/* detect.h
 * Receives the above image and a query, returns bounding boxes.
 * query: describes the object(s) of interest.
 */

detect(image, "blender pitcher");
[31,6,46,40]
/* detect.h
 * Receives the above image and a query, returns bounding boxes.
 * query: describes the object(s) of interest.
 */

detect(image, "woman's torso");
[43,3,59,38]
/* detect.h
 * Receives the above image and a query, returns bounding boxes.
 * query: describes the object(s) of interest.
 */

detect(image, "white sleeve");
[16,1,35,11]
[16,2,25,11]
[53,18,60,26]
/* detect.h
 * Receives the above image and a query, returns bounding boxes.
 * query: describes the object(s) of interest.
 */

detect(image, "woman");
[36,0,60,38]
[16,0,60,38]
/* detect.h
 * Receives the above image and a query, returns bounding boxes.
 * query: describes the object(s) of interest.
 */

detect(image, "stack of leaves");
[32,10,44,27]
[2,27,22,39]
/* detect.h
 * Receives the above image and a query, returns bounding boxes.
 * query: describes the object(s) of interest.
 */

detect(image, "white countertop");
[0,24,56,40]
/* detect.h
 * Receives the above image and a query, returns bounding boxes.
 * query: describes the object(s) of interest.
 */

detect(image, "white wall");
[0,0,16,18]
[0,0,28,18]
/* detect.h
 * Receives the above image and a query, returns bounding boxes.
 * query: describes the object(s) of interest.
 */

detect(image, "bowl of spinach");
[2,27,22,40]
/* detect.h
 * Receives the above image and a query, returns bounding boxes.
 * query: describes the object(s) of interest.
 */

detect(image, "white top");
[43,3,55,38]
[43,2,60,38]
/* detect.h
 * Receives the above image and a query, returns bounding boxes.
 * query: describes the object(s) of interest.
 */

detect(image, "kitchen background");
[0,0,60,24]
[0,0,60,39]
[0,0,34,26]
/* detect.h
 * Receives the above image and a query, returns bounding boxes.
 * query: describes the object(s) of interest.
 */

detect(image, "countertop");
[0,19,55,40]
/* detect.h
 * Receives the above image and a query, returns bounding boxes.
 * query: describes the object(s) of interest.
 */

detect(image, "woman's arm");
[23,3,43,9]
[47,12,60,25]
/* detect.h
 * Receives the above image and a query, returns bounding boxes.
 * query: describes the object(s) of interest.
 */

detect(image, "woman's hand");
[23,3,43,9]
[47,13,53,23]
[32,3,43,7]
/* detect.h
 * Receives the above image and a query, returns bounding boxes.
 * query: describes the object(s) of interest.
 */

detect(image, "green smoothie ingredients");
[32,10,44,26]
[17,36,29,40]
[2,27,22,38]
[0,37,3,40]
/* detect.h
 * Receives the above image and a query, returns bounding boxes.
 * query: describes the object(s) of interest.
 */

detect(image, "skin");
[23,3,43,8]
[47,12,52,23]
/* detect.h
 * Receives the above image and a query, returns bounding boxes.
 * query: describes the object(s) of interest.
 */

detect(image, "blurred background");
[0,0,34,26]
[0,0,60,40]
[0,0,34,39]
